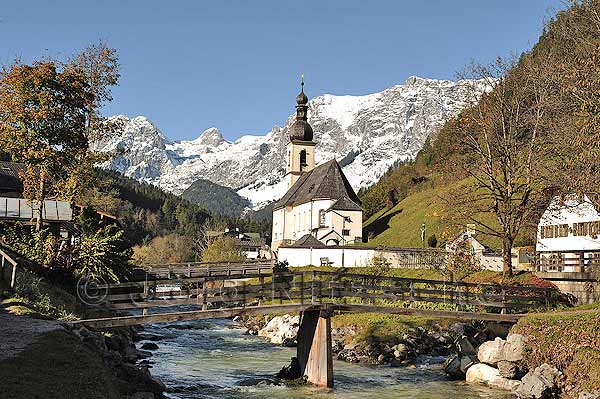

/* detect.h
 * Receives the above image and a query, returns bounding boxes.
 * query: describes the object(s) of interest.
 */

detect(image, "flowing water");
[141,318,511,399]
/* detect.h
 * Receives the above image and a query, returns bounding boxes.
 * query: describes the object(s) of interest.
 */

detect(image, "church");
[271,82,363,250]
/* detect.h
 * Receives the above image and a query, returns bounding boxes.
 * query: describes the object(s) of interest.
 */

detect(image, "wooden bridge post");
[296,306,333,388]
[142,280,149,316]
[202,277,208,311]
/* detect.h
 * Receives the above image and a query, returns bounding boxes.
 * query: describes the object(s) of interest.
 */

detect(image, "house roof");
[330,196,362,211]
[288,234,326,248]
[273,160,361,210]
[0,161,25,194]
[319,229,343,242]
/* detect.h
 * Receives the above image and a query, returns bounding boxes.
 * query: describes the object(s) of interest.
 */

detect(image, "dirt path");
[0,308,63,361]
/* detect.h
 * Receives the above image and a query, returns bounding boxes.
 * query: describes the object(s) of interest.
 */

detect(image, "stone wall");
[535,272,600,305]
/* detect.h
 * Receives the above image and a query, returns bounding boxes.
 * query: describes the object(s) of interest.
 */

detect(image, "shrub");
[427,234,438,248]
[201,236,246,262]
[13,269,79,320]
[72,225,132,282]
[133,233,196,265]
[3,224,59,268]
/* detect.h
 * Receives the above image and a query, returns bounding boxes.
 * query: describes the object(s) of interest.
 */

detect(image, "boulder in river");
[466,363,520,391]
[456,336,477,356]
[514,363,561,399]
[258,315,299,346]
[477,334,526,366]
[497,360,521,379]
[444,354,464,378]
[141,342,159,350]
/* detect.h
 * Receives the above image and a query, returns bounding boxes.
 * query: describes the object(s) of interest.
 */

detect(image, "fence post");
[501,287,506,314]
[142,278,149,316]
[300,272,304,305]
[409,281,415,308]
[258,275,265,307]
[454,282,460,311]
[242,281,246,307]
[0,255,4,297]
[202,277,208,311]
[361,277,367,304]
[311,271,317,304]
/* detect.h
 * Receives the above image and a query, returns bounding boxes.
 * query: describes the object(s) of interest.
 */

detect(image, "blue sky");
[1,1,563,142]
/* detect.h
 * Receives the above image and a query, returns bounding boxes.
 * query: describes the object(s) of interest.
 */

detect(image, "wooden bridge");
[74,261,553,388]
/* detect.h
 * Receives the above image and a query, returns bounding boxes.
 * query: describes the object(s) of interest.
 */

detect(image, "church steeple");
[286,76,316,188]
[290,76,314,142]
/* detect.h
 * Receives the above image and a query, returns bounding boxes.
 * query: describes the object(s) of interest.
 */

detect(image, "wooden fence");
[93,265,553,315]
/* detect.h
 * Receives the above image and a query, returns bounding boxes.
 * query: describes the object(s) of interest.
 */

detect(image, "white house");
[271,82,363,251]
[446,224,504,272]
[536,195,600,272]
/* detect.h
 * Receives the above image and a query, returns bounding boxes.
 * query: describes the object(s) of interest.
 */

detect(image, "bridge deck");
[74,262,551,328]
[74,303,524,329]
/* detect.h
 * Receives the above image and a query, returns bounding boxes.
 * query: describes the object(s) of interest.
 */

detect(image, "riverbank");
[242,312,507,367]
[242,305,600,399]
[0,273,168,399]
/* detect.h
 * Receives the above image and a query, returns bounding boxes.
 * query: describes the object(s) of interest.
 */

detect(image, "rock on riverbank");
[67,324,168,399]
[449,332,566,398]
[244,313,454,367]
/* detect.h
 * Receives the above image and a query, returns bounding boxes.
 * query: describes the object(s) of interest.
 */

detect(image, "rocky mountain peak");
[97,77,487,210]
[191,127,226,146]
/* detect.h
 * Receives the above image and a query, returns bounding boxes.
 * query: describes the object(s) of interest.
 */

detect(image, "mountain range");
[95,76,485,212]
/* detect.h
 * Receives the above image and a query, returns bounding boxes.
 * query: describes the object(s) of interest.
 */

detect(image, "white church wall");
[271,208,286,248]
[278,246,376,267]
[328,209,363,243]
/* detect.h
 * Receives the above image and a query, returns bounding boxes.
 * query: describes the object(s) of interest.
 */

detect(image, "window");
[300,150,307,171]
[541,223,570,238]
[319,210,326,227]
[342,229,350,237]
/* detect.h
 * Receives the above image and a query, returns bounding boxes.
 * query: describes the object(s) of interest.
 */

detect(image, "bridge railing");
[0,244,20,295]
[89,265,554,315]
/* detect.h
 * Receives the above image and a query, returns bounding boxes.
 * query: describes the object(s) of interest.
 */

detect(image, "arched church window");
[319,210,326,227]
[300,150,307,171]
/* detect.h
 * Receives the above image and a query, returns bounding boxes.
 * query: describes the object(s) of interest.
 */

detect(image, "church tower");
[286,77,316,188]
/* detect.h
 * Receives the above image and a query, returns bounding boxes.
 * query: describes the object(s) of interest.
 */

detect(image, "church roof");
[330,196,362,211]
[273,159,362,210]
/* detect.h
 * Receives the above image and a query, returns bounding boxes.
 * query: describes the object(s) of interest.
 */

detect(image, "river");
[138,318,511,399]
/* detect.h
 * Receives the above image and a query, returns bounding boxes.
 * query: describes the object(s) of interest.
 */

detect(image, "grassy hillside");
[363,178,501,249]
[362,176,539,249]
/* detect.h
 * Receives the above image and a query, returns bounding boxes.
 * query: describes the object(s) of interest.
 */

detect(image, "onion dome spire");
[290,74,314,142]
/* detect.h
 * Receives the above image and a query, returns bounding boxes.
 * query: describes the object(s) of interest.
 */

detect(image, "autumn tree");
[0,41,120,230]
[201,236,246,262]
[0,61,90,230]
[447,56,558,276]
[540,0,600,204]
[133,233,196,265]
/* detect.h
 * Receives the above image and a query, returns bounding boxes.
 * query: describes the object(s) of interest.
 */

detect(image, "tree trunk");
[35,171,46,232]
[502,237,513,277]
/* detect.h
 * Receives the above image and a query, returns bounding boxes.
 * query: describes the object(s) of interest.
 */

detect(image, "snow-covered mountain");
[96,76,485,209]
